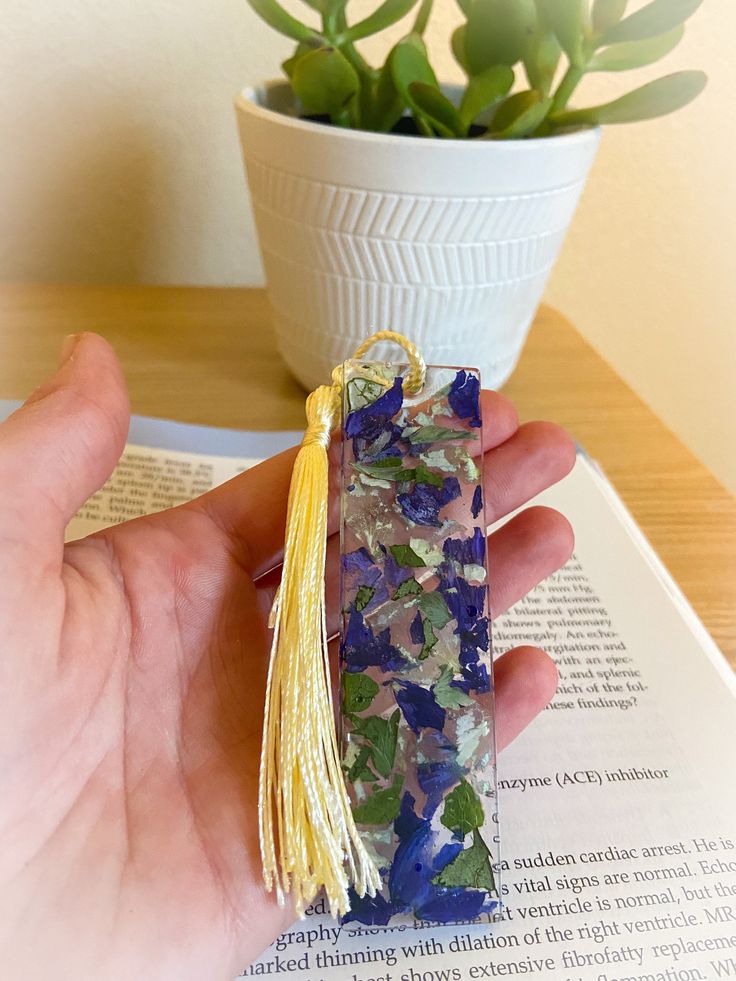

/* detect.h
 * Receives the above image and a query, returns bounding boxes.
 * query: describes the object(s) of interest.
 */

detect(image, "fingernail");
[59,333,80,367]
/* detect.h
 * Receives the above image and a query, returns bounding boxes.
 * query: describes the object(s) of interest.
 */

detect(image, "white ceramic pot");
[236,81,600,391]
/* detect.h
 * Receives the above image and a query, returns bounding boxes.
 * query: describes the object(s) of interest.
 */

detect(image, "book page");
[56,420,736,980]
[241,458,736,981]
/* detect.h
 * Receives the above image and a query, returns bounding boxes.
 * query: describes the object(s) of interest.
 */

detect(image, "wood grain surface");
[1,283,734,669]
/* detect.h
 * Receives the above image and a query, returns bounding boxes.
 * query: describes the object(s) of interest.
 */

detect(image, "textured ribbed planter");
[236,80,600,391]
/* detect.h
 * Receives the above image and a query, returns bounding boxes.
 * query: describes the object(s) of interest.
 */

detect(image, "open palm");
[0,334,575,980]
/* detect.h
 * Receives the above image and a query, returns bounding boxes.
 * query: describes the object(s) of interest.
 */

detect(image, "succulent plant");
[246,0,706,138]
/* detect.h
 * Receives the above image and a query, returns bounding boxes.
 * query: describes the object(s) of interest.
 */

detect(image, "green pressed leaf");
[489,90,552,139]
[353,456,404,479]
[417,615,438,660]
[433,829,496,891]
[346,744,378,783]
[588,25,684,71]
[459,65,514,132]
[552,70,706,126]
[352,775,404,824]
[343,673,380,714]
[464,0,537,74]
[355,585,376,612]
[291,46,360,117]
[346,375,387,411]
[592,0,628,34]
[247,0,321,42]
[389,543,426,568]
[393,577,423,600]
[343,0,421,43]
[451,24,470,73]
[599,0,703,46]
[441,779,485,838]
[351,710,400,778]
[355,459,443,487]
[433,664,475,709]
[538,0,585,65]
[408,424,477,444]
[408,82,464,137]
[418,590,453,629]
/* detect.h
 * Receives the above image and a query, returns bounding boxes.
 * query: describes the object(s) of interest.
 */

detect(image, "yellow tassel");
[259,331,426,918]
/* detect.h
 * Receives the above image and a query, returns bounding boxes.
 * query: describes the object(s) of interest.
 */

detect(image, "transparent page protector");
[339,359,501,927]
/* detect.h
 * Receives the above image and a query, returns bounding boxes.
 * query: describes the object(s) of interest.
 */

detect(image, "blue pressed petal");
[343,611,406,673]
[345,376,403,437]
[443,527,486,567]
[448,370,481,428]
[343,888,394,926]
[409,611,424,646]
[395,681,446,734]
[394,791,424,844]
[471,484,483,519]
[416,888,488,924]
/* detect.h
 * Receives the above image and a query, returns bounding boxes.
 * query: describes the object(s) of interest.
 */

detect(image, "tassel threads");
[259,332,426,917]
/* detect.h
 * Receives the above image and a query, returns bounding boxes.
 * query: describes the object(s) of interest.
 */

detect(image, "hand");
[0,334,575,980]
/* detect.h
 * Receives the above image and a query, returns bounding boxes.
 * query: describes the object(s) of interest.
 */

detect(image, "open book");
[4,401,733,980]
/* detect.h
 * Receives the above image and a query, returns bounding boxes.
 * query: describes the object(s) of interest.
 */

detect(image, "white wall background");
[1,0,734,491]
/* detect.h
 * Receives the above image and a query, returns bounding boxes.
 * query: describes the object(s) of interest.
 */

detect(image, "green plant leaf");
[588,24,684,71]
[343,0,421,43]
[537,0,585,65]
[552,70,706,126]
[355,585,376,612]
[247,0,321,42]
[599,0,703,46]
[489,90,552,139]
[464,0,538,73]
[371,59,406,132]
[343,673,380,714]
[291,46,360,117]
[389,543,426,568]
[393,577,423,600]
[346,744,378,782]
[441,778,485,838]
[451,24,470,73]
[523,27,561,95]
[418,591,453,629]
[592,0,628,34]
[352,774,404,824]
[432,829,496,891]
[433,664,475,709]
[350,711,401,779]
[459,65,514,132]
[390,33,438,100]
[408,82,464,137]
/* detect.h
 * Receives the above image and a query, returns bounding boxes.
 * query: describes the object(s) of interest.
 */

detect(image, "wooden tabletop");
[2,283,734,669]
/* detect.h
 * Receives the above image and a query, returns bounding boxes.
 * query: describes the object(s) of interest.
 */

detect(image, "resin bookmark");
[339,359,501,927]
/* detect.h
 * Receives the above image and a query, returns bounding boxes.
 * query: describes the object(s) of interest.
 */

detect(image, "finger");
[256,504,574,639]
[494,646,558,751]
[482,421,576,523]
[195,389,520,577]
[0,333,130,539]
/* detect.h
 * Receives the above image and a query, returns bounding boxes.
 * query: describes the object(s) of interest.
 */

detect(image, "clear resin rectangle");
[339,359,501,927]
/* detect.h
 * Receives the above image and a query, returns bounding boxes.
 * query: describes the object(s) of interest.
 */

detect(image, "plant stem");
[413,0,434,36]
[551,64,585,115]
